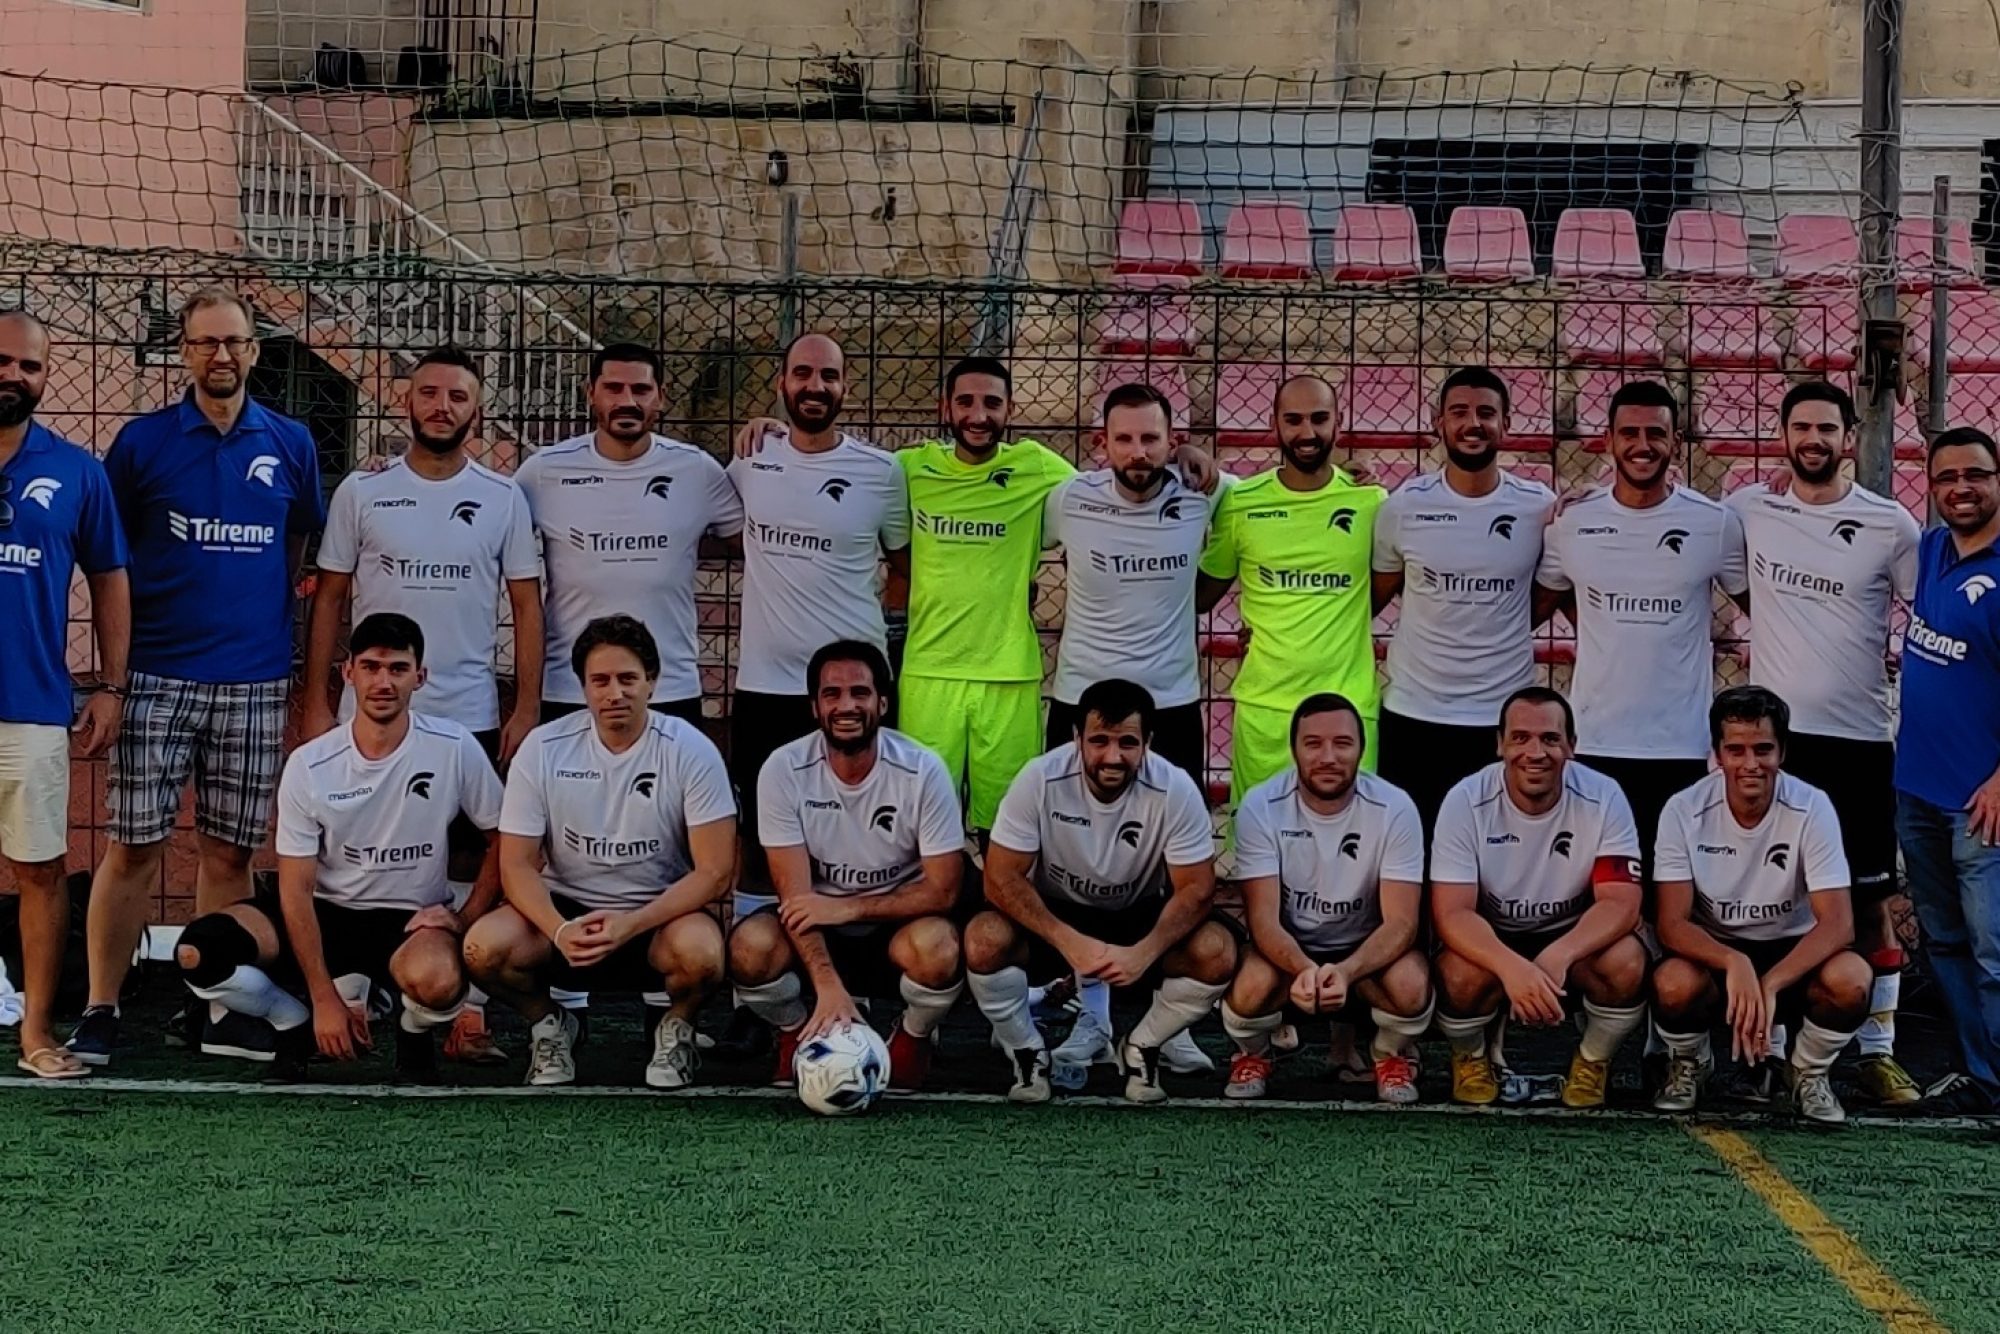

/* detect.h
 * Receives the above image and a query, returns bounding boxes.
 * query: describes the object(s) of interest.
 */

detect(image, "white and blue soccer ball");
[794,1023,892,1116]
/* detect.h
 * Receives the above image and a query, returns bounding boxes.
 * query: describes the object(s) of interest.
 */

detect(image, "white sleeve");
[705,456,745,540]
[1652,796,1694,884]
[1534,516,1570,590]
[987,765,1044,856]
[457,730,504,831]
[500,484,541,581]
[1716,504,1750,597]
[1163,772,1216,867]
[314,477,361,574]
[1370,492,1403,574]
[1802,789,1853,893]
[1230,794,1279,881]
[914,754,966,857]
[879,466,911,553]
[1891,508,1921,602]
[272,752,322,859]
[756,752,805,849]
[498,740,551,839]
[677,731,738,827]
[1379,789,1427,883]
[1599,783,1643,860]
[1041,483,1066,552]
[1429,784,1481,884]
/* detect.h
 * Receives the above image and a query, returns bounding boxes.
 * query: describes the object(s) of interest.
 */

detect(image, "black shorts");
[1379,709,1498,838]
[255,887,420,990]
[1044,699,1206,792]
[728,691,819,853]
[1575,755,1709,886]
[728,906,920,1000]
[1021,897,1244,991]
[1692,934,1817,1027]
[539,697,705,727]
[1783,732,1897,901]
[445,728,503,876]
[541,892,666,994]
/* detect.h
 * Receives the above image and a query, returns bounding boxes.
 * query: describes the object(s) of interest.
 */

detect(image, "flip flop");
[16,1047,90,1080]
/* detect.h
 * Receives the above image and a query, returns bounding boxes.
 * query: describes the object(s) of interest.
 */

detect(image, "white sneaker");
[1006,1045,1052,1104]
[1121,1040,1167,1105]
[1788,1065,1847,1125]
[525,1008,578,1087]
[1653,1055,1711,1113]
[646,1015,698,1089]
[1049,1012,1117,1089]
[1160,1027,1215,1074]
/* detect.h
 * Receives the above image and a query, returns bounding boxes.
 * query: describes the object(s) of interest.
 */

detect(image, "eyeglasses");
[1931,467,1999,487]
[0,474,12,530]
[183,336,255,357]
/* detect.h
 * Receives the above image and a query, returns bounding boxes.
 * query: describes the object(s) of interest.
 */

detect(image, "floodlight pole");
[1854,0,1904,499]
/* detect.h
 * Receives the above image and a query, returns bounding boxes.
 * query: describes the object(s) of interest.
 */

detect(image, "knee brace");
[177,914,260,988]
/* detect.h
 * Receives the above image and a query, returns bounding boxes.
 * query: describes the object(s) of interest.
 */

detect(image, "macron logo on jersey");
[1963,574,1996,606]
[22,477,60,509]
[246,455,280,487]
[450,500,481,525]
[166,511,277,550]
[404,771,435,799]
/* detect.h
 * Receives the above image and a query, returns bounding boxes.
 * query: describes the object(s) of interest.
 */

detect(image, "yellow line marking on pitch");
[1689,1125,1948,1334]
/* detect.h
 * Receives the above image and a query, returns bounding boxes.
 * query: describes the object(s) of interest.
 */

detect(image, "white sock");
[463,985,488,1013]
[1790,1019,1855,1078]
[1128,976,1227,1050]
[898,976,963,1038]
[1578,999,1647,1063]
[1643,1021,1665,1057]
[1858,972,1900,1056]
[968,967,1042,1050]
[334,973,372,1011]
[1490,1014,1511,1068]
[1768,1022,1789,1062]
[400,997,465,1033]
[1658,1027,1713,1063]
[531,1009,570,1041]
[447,879,475,909]
[189,966,309,1031]
[1436,1010,1494,1056]
[641,990,672,1009]
[1079,978,1112,1029]
[736,975,807,1031]
[1027,984,1047,1009]
[1221,1002,1282,1056]
[1370,1001,1434,1059]
[550,987,589,1010]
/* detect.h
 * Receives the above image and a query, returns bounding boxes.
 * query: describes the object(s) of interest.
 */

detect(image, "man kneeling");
[1431,687,1648,1108]
[176,613,503,1079]
[465,615,736,1088]
[1223,693,1432,1104]
[728,640,966,1091]
[1651,686,1871,1124]
[968,679,1235,1104]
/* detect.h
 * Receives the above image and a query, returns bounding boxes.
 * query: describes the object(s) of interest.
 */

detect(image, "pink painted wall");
[3,0,247,91]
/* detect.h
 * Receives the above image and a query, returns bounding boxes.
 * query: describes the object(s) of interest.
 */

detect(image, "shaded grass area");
[0,1094,1933,1334]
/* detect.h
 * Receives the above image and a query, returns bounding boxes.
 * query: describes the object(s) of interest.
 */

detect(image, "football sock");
[1659,1028,1713,1064]
[189,966,309,1031]
[1079,978,1112,1030]
[898,976,963,1038]
[1128,977,1226,1050]
[400,997,465,1034]
[550,987,589,1010]
[1436,1010,1494,1056]
[1792,1019,1856,1078]
[1221,1003,1282,1056]
[335,973,373,1012]
[1577,999,1646,1063]
[968,967,1041,1051]
[736,975,808,1032]
[641,990,672,1009]
[1370,1001,1434,1059]
[1858,949,1902,1056]
[463,986,489,1012]
[1767,1022,1790,1062]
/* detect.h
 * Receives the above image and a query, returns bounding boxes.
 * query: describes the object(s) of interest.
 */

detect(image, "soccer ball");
[793,1023,893,1116]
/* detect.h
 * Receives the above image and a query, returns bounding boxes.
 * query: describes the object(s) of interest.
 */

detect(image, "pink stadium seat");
[1896,216,1980,291]
[1695,372,1788,452]
[1792,290,1858,371]
[1096,289,1195,355]
[1443,206,1535,282]
[1663,210,1755,279]
[1496,366,1557,450]
[1329,204,1422,281]
[1681,288,1783,369]
[1561,282,1664,365]
[1909,286,2000,372]
[1088,359,1192,427]
[1220,201,1315,280]
[1776,213,1858,286]
[1341,363,1429,448]
[1114,199,1205,278]
[1553,208,1646,280]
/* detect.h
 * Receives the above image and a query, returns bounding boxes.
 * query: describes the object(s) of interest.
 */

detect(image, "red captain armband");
[1592,855,1641,887]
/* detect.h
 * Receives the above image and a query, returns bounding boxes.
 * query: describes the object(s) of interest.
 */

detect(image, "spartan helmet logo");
[1551,830,1575,858]
[645,475,673,500]
[1116,820,1143,849]
[1159,496,1187,522]
[1658,528,1690,554]
[631,772,657,798]
[404,771,435,799]
[1766,842,1791,869]
[1831,519,1864,545]
[21,478,60,509]
[1488,514,1518,539]
[450,500,481,525]
[818,477,852,501]
[1338,832,1361,860]
[989,468,1015,488]
[871,804,897,833]
[246,454,280,486]
[1962,574,1996,605]
[1328,508,1356,533]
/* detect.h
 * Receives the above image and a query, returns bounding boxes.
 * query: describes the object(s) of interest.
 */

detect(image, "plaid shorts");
[108,670,288,848]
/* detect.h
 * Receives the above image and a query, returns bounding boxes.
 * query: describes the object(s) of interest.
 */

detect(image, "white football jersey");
[757,728,963,897]
[1374,470,1554,726]
[499,711,737,911]
[273,713,503,911]
[1044,471,1211,708]
[316,459,540,731]
[516,434,743,705]
[1726,486,1919,743]
[990,745,1214,911]
[1654,770,1849,943]
[728,434,910,696]
[1538,487,1749,759]
[1233,769,1426,952]
[1430,761,1642,932]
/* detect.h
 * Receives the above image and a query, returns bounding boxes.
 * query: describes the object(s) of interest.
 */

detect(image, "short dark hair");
[349,611,425,663]
[806,639,893,700]
[590,342,663,383]
[1709,685,1791,751]
[571,614,660,682]
[1290,692,1364,751]
[1931,424,2000,466]
[1498,685,1575,742]
[1439,366,1511,417]
[412,345,483,383]
[944,355,1012,398]
[1606,379,1680,434]
[179,285,257,338]
[1075,678,1156,741]
[1780,379,1855,432]
[1101,381,1174,429]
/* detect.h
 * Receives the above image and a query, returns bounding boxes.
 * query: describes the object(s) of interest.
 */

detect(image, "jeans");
[1897,791,2000,1092]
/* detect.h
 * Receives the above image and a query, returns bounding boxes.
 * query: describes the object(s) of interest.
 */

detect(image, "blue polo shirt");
[104,394,324,683]
[0,423,128,726]
[1896,524,2000,810]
